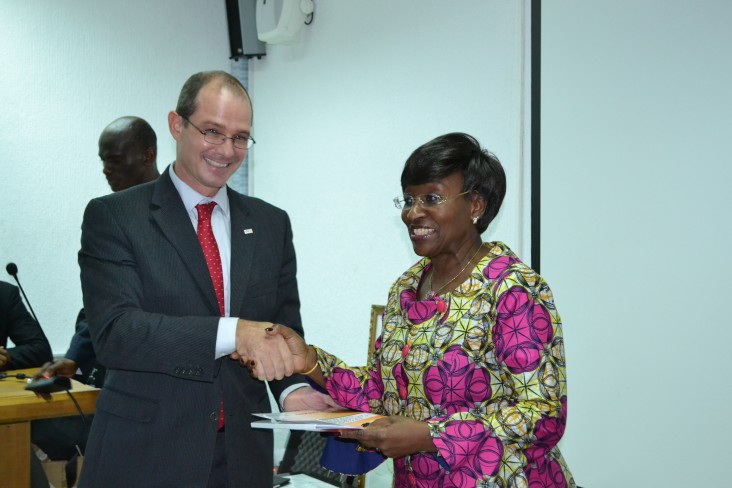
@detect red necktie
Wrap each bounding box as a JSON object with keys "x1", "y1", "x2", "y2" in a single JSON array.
[
  {"x1": 196, "y1": 202, "x2": 225, "y2": 316},
  {"x1": 196, "y1": 202, "x2": 226, "y2": 430}
]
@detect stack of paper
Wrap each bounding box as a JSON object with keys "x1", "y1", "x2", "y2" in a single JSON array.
[{"x1": 251, "y1": 409, "x2": 384, "y2": 431}]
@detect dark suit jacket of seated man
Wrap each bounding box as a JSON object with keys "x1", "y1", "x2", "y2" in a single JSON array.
[{"x1": 0, "y1": 280, "x2": 53, "y2": 370}]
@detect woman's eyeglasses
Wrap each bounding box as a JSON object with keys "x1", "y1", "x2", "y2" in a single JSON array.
[{"x1": 393, "y1": 191, "x2": 470, "y2": 210}]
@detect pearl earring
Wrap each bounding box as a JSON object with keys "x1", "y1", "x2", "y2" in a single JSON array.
[{"x1": 472, "y1": 217, "x2": 478, "y2": 224}]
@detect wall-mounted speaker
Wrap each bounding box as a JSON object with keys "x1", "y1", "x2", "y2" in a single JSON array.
[
  {"x1": 225, "y1": 0, "x2": 266, "y2": 59},
  {"x1": 256, "y1": 0, "x2": 314, "y2": 45}
]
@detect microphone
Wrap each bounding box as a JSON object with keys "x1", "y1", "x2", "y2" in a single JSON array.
[
  {"x1": 5, "y1": 262, "x2": 74, "y2": 395},
  {"x1": 5, "y1": 262, "x2": 41, "y2": 327}
]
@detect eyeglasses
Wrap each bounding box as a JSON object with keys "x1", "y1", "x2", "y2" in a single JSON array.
[
  {"x1": 393, "y1": 191, "x2": 470, "y2": 210},
  {"x1": 181, "y1": 116, "x2": 256, "y2": 150}
]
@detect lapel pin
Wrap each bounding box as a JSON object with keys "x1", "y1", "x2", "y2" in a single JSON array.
[{"x1": 244, "y1": 229, "x2": 254, "y2": 234}]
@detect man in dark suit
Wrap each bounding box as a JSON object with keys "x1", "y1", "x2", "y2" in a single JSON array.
[
  {"x1": 0, "y1": 281, "x2": 52, "y2": 370},
  {"x1": 78, "y1": 71, "x2": 327, "y2": 487}
]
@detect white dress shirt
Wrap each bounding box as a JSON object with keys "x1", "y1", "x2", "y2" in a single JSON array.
[
  {"x1": 169, "y1": 163, "x2": 239, "y2": 359},
  {"x1": 169, "y1": 164, "x2": 307, "y2": 407}
]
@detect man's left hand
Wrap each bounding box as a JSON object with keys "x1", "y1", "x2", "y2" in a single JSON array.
[{"x1": 283, "y1": 386, "x2": 340, "y2": 412}]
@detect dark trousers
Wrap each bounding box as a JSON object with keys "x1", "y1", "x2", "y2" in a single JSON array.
[
  {"x1": 207, "y1": 428, "x2": 228, "y2": 488},
  {"x1": 32, "y1": 415, "x2": 92, "y2": 460}
]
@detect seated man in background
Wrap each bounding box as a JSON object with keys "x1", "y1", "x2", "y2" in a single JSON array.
[
  {"x1": 0, "y1": 280, "x2": 52, "y2": 370},
  {"x1": 30, "y1": 116, "x2": 160, "y2": 484},
  {"x1": 35, "y1": 115, "x2": 160, "y2": 387}
]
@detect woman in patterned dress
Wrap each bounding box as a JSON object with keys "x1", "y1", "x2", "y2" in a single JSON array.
[{"x1": 268, "y1": 133, "x2": 575, "y2": 487}]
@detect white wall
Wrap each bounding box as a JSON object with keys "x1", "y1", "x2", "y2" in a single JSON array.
[{"x1": 542, "y1": 1, "x2": 732, "y2": 487}]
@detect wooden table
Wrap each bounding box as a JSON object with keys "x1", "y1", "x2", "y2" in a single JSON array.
[{"x1": 0, "y1": 368, "x2": 99, "y2": 487}]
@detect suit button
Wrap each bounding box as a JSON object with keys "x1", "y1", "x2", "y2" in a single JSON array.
[
  {"x1": 210, "y1": 411, "x2": 218, "y2": 423},
  {"x1": 174, "y1": 367, "x2": 181, "y2": 374}
]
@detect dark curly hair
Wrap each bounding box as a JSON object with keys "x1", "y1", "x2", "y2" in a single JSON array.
[{"x1": 400, "y1": 132, "x2": 506, "y2": 233}]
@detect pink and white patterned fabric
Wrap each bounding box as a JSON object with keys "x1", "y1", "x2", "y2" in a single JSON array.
[{"x1": 314, "y1": 242, "x2": 575, "y2": 487}]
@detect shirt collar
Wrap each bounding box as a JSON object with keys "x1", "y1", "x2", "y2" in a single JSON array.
[{"x1": 169, "y1": 163, "x2": 230, "y2": 217}]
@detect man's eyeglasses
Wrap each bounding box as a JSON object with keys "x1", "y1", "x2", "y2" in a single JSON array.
[
  {"x1": 393, "y1": 191, "x2": 470, "y2": 210},
  {"x1": 181, "y1": 116, "x2": 256, "y2": 150}
]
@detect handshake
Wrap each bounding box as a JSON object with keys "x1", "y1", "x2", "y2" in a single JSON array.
[{"x1": 231, "y1": 320, "x2": 318, "y2": 381}]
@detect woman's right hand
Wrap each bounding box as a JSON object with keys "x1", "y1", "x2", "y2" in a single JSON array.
[{"x1": 263, "y1": 324, "x2": 315, "y2": 375}]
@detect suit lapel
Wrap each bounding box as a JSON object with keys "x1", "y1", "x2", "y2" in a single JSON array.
[
  {"x1": 228, "y1": 188, "x2": 255, "y2": 317},
  {"x1": 150, "y1": 169, "x2": 220, "y2": 315}
]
